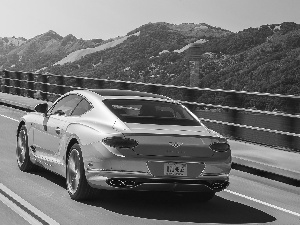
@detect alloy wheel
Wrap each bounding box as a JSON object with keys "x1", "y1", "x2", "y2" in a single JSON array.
[
  {"x1": 17, "y1": 129, "x2": 27, "y2": 167},
  {"x1": 67, "y1": 149, "x2": 81, "y2": 195}
]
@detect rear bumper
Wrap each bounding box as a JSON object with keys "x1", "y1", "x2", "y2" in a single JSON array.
[{"x1": 85, "y1": 169, "x2": 229, "y2": 192}]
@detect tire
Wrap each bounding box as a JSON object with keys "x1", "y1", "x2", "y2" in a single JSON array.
[
  {"x1": 16, "y1": 125, "x2": 36, "y2": 172},
  {"x1": 66, "y1": 143, "x2": 94, "y2": 200}
]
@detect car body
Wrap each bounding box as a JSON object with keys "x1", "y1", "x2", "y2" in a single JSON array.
[{"x1": 16, "y1": 89, "x2": 231, "y2": 201}]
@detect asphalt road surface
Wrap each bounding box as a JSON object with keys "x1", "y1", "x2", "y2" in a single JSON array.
[{"x1": 0, "y1": 105, "x2": 299, "y2": 225}]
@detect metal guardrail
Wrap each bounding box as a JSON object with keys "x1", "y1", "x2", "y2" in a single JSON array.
[{"x1": 1, "y1": 70, "x2": 300, "y2": 151}]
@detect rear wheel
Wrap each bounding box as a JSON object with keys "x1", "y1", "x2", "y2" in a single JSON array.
[
  {"x1": 16, "y1": 125, "x2": 36, "y2": 171},
  {"x1": 66, "y1": 143, "x2": 94, "y2": 200}
]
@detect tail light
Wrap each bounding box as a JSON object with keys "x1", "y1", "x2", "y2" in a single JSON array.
[
  {"x1": 102, "y1": 136, "x2": 138, "y2": 149},
  {"x1": 209, "y1": 142, "x2": 230, "y2": 152}
]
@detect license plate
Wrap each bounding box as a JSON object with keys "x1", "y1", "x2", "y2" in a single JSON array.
[{"x1": 164, "y1": 162, "x2": 187, "y2": 176}]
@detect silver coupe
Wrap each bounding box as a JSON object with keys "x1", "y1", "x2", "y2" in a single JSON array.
[{"x1": 16, "y1": 89, "x2": 231, "y2": 201}]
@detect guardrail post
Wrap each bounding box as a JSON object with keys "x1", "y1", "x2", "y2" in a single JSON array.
[
  {"x1": 184, "y1": 88, "x2": 197, "y2": 111},
  {"x1": 147, "y1": 84, "x2": 159, "y2": 94},
  {"x1": 41, "y1": 74, "x2": 48, "y2": 101},
  {"x1": 0, "y1": 71, "x2": 2, "y2": 92},
  {"x1": 3, "y1": 70, "x2": 10, "y2": 94},
  {"x1": 97, "y1": 80, "x2": 105, "y2": 89},
  {"x1": 27, "y1": 73, "x2": 34, "y2": 98},
  {"x1": 76, "y1": 77, "x2": 84, "y2": 89},
  {"x1": 57, "y1": 75, "x2": 65, "y2": 95},
  {"x1": 285, "y1": 98, "x2": 299, "y2": 150},
  {"x1": 15, "y1": 71, "x2": 21, "y2": 96},
  {"x1": 119, "y1": 81, "x2": 130, "y2": 90},
  {"x1": 227, "y1": 92, "x2": 240, "y2": 138}
]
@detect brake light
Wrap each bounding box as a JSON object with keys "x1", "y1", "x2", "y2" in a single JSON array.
[
  {"x1": 209, "y1": 142, "x2": 230, "y2": 152},
  {"x1": 102, "y1": 136, "x2": 139, "y2": 148}
]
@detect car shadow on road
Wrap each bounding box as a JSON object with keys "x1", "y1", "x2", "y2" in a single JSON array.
[
  {"x1": 28, "y1": 169, "x2": 276, "y2": 224},
  {"x1": 83, "y1": 190, "x2": 276, "y2": 224},
  {"x1": 28, "y1": 167, "x2": 66, "y2": 188}
]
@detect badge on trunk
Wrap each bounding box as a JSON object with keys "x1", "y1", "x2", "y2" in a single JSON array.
[{"x1": 169, "y1": 142, "x2": 183, "y2": 148}]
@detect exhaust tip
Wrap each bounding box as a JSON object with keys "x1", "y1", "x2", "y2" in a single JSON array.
[
  {"x1": 211, "y1": 181, "x2": 229, "y2": 190},
  {"x1": 107, "y1": 178, "x2": 138, "y2": 188}
]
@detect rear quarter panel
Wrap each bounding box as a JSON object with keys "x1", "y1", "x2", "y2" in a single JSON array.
[{"x1": 65, "y1": 123, "x2": 123, "y2": 163}]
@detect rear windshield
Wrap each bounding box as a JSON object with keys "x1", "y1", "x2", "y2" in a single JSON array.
[{"x1": 103, "y1": 99, "x2": 201, "y2": 126}]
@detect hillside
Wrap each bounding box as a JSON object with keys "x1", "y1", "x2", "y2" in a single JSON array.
[
  {"x1": 0, "y1": 30, "x2": 103, "y2": 71},
  {"x1": 194, "y1": 22, "x2": 300, "y2": 95},
  {"x1": 47, "y1": 22, "x2": 231, "y2": 86}
]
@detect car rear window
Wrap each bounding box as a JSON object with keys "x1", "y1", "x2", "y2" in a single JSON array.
[{"x1": 103, "y1": 99, "x2": 201, "y2": 126}]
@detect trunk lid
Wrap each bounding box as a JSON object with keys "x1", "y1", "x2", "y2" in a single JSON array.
[{"x1": 123, "y1": 123, "x2": 216, "y2": 158}]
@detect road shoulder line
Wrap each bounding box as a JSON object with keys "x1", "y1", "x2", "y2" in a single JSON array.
[
  {"x1": 0, "y1": 183, "x2": 59, "y2": 225},
  {"x1": 0, "y1": 113, "x2": 19, "y2": 122},
  {"x1": 225, "y1": 189, "x2": 300, "y2": 217}
]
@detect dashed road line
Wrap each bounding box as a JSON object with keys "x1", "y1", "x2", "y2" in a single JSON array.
[
  {"x1": 0, "y1": 113, "x2": 19, "y2": 122},
  {"x1": 225, "y1": 189, "x2": 300, "y2": 217}
]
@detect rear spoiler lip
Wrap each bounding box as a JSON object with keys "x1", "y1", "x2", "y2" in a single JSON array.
[{"x1": 123, "y1": 133, "x2": 220, "y2": 139}]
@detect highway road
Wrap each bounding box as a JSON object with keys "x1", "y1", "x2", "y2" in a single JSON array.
[{"x1": 0, "y1": 105, "x2": 299, "y2": 225}]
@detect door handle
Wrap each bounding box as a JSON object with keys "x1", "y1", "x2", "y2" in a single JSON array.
[{"x1": 55, "y1": 127, "x2": 61, "y2": 134}]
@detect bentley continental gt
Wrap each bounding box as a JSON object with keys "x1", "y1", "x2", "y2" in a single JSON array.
[{"x1": 16, "y1": 89, "x2": 231, "y2": 201}]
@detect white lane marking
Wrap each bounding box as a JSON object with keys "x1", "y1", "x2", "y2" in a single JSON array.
[
  {"x1": 0, "y1": 183, "x2": 60, "y2": 225},
  {"x1": 0, "y1": 113, "x2": 19, "y2": 122},
  {"x1": 0, "y1": 191, "x2": 43, "y2": 225},
  {"x1": 225, "y1": 189, "x2": 300, "y2": 217}
]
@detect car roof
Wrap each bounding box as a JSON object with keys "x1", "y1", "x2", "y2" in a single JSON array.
[{"x1": 88, "y1": 89, "x2": 170, "y2": 99}]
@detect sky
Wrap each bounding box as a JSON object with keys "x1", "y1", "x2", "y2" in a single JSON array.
[{"x1": 1, "y1": 0, "x2": 300, "y2": 40}]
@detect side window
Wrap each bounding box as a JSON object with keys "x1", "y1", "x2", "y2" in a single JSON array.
[
  {"x1": 71, "y1": 99, "x2": 92, "y2": 116},
  {"x1": 48, "y1": 95, "x2": 82, "y2": 116}
]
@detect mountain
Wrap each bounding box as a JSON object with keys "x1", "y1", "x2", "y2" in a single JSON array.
[
  {"x1": 53, "y1": 32, "x2": 141, "y2": 66},
  {"x1": 47, "y1": 22, "x2": 232, "y2": 85},
  {"x1": 193, "y1": 22, "x2": 300, "y2": 95},
  {"x1": 0, "y1": 36, "x2": 27, "y2": 55},
  {"x1": 0, "y1": 30, "x2": 103, "y2": 71}
]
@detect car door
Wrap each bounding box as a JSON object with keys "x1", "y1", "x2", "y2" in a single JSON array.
[{"x1": 33, "y1": 94, "x2": 83, "y2": 158}]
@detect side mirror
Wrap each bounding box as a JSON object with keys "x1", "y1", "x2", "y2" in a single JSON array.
[
  {"x1": 34, "y1": 103, "x2": 48, "y2": 114},
  {"x1": 53, "y1": 109, "x2": 65, "y2": 116}
]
